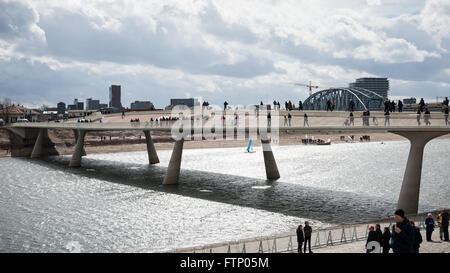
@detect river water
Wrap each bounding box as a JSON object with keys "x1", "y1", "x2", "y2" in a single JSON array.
[{"x1": 1, "y1": 139, "x2": 449, "y2": 252}]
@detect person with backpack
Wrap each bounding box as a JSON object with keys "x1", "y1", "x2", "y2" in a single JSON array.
[{"x1": 410, "y1": 220, "x2": 423, "y2": 253}]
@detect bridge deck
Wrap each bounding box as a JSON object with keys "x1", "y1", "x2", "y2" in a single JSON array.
[{"x1": 6, "y1": 122, "x2": 450, "y2": 133}]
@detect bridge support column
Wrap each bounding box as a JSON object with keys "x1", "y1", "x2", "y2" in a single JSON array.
[
  {"x1": 69, "y1": 130, "x2": 86, "y2": 168},
  {"x1": 390, "y1": 131, "x2": 448, "y2": 215},
  {"x1": 73, "y1": 129, "x2": 87, "y2": 156},
  {"x1": 261, "y1": 136, "x2": 280, "y2": 180},
  {"x1": 31, "y1": 128, "x2": 46, "y2": 158},
  {"x1": 144, "y1": 131, "x2": 160, "y2": 164},
  {"x1": 163, "y1": 139, "x2": 184, "y2": 185}
]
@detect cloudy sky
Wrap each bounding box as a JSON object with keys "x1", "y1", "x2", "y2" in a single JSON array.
[{"x1": 0, "y1": 0, "x2": 449, "y2": 109}]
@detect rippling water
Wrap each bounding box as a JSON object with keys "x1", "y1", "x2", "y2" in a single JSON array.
[{"x1": 1, "y1": 139, "x2": 449, "y2": 252}]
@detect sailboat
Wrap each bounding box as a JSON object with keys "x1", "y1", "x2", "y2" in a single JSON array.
[{"x1": 246, "y1": 139, "x2": 256, "y2": 153}]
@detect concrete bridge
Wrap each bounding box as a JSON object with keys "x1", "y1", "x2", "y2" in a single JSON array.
[{"x1": 3, "y1": 121, "x2": 450, "y2": 215}]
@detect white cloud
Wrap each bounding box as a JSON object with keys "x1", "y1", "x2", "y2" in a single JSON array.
[{"x1": 0, "y1": 0, "x2": 449, "y2": 107}]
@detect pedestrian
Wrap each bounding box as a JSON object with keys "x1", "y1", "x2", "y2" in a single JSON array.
[
  {"x1": 416, "y1": 109, "x2": 421, "y2": 126},
  {"x1": 303, "y1": 221, "x2": 313, "y2": 253},
  {"x1": 303, "y1": 113, "x2": 309, "y2": 127},
  {"x1": 384, "y1": 99, "x2": 390, "y2": 112},
  {"x1": 384, "y1": 110, "x2": 390, "y2": 126},
  {"x1": 382, "y1": 227, "x2": 391, "y2": 253},
  {"x1": 326, "y1": 100, "x2": 332, "y2": 112},
  {"x1": 444, "y1": 107, "x2": 449, "y2": 126},
  {"x1": 442, "y1": 210, "x2": 449, "y2": 241},
  {"x1": 425, "y1": 213, "x2": 435, "y2": 242},
  {"x1": 349, "y1": 112, "x2": 354, "y2": 126},
  {"x1": 410, "y1": 220, "x2": 423, "y2": 253},
  {"x1": 299, "y1": 100, "x2": 303, "y2": 111},
  {"x1": 224, "y1": 101, "x2": 228, "y2": 110},
  {"x1": 419, "y1": 98, "x2": 425, "y2": 112},
  {"x1": 267, "y1": 112, "x2": 271, "y2": 127},
  {"x1": 375, "y1": 224, "x2": 383, "y2": 247},
  {"x1": 437, "y1": 213, "x2": 443, "y2": 240},
  {"x1": 366, "y1": 226, "x2": 378, "y2": 253},
  {"x1": 391, "y1": 209, "x2": 414, "y2": 253},
  {"x1": 424, "y1": 108, "x2": 431, "y2": 125},
  {"x1": 287, "y1": 113, "x2": 292, "y2": 126},
  {"x1": 284, "y1": 115, "x2": 288, "y2": 126},
  {"x1": 296, "y1": 224, "x2": 304, "y2": 253}
]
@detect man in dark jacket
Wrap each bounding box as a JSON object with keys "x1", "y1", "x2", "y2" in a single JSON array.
[
  {"x1": 296, "y1": 225, "x2": 304, "y2": 253},
  {"x1": 382, "y1": 227, "x2": 391, "y2": 253},
  {"x1": 366, "y1": 226, "x2": 378, "y2": 253},
  {"x1": 442, "y1": 210, "x2": 449, "y2": 241},
  {"x1": 303, "y1": 221, "x2": 313, "y2": 253},
  {"x1": 375, "y1": 224, "x2": 383, "y2": 246},
  {"x1": 391, "y1": 209, "x2": 414, "y2": 253},
  {"x1": 410, "y1": 220, "x2": 423, "y2": 253}
]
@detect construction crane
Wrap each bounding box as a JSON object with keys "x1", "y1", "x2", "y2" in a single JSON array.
[{"x1": 294, "y1": 81, "x2": 320, "y2": 97}]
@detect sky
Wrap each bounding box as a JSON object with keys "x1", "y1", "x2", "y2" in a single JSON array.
[{"x1": 0, "y1": 0, "x2": 449, "y2": 109}]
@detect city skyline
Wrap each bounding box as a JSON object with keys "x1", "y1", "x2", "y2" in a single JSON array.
[{"x1": 0, "y1": 0, "x2": 449, "y2": 109}]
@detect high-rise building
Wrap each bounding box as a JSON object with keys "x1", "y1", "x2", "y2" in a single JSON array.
[
  {"x1": 57, "y1": 102, "x2": 66, "y2": 115},
  {"x1": 86, "y1": 98, "x2": 100, "y2": 110},
  {"x1": 109, "y1": 85, "x2": 122, "y2": 109},
  {"x1": 131, "y1": 101, "x2": 155, "y2": 110},
  {"x1": 349, "y1": 78, "x2": 389, "y2": 99}
]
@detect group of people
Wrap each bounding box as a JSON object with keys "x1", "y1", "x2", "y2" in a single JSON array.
[
  {"x1": 384, "y1": 99, "x2": 403, "y2": 113},
  {"x1": 296, "y1": 221, "x2": 314, "y2": 253},
  {"x1": 295, "y1": 209, "x2": 449, "y2": 253}
]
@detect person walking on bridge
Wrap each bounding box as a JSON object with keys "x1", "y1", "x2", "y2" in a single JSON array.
[
  {"x1": 287, "y1": 113, "x2": 292, "y2": 126},
  {"x1": 303, "y1": 221, "x2": 313, "y2": 253},
  {"x1": 384, "y1": 110, "x2": 391, "y2": 126},
  {"x1": 349, "y1": 112, "x2": 355, "y2": 126},
  {"x1": 303, "y1": 113, "x2": 309, "y2": 127},
  {"x1": 424, "y1": 108, "x2": 431, "y2": 126},
  {"x1": 416, "y1": 109, "x2": 421, "y2": 126},
  {"x1": 296, "y1": 224, "x2": 304, "y2": 253},
  {"x1": 444, "y1": 107, "x2": 449, "y2": 126}
]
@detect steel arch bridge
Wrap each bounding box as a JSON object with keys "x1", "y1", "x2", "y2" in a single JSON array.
[{"x1": 303, "y1": 87, "x2": 384, "y2": 111}]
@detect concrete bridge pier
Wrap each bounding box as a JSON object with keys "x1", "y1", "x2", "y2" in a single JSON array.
[
  {"x1": 144, "y1": 131, "x2": 160, "y2": 164},
  {"x1": 30, "y1": 128, "x2": 47, "y2": 158},
  {"x1": 260, "y1": 135, "x2": 280, "y2": 180},
  {"x1": 163, "y1": 139, "x2": 184, "y2": 185},
  {"x1": 391, "y1": 131, "x2": 448, "y2": 215},
  {"x1": 69, "y1": 130, "x2": 87, "y2": 168},
  {"x1": 73, "y1": 129, "x2": 87, "y2": 156}
]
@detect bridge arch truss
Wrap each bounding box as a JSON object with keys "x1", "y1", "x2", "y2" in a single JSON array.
[{"x1": 303, "y1": 87, "x2": 384, "y2": 111}]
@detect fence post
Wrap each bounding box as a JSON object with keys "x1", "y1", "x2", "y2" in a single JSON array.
[
  {"x1": 352, "y1": 226, "x2": 358, "y2": 241},
  {"x1": 227, "y1": 244, "x2": 231, "y2": 253},
  {"x1": 242, "y1": 243, "x2": 246, "y2": 253},
  {"x1": 287, "y1": 235, "x2": 293, "y2": 252},
  {"x1": 340, "y1": 228, "x2": 347, "y2": 243},
  {"x1": 259, "y1": 240, "x2": 264, "y2": 253},
  {"x1": 272, "y1": 238, "x2": 277, "y2": 253},
  {"x1": 314, "y1": 232, "x2": 321, "y2": 247},
  {"x1": 326, "y1": 231, "x2": 333, "y2": 246}
]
